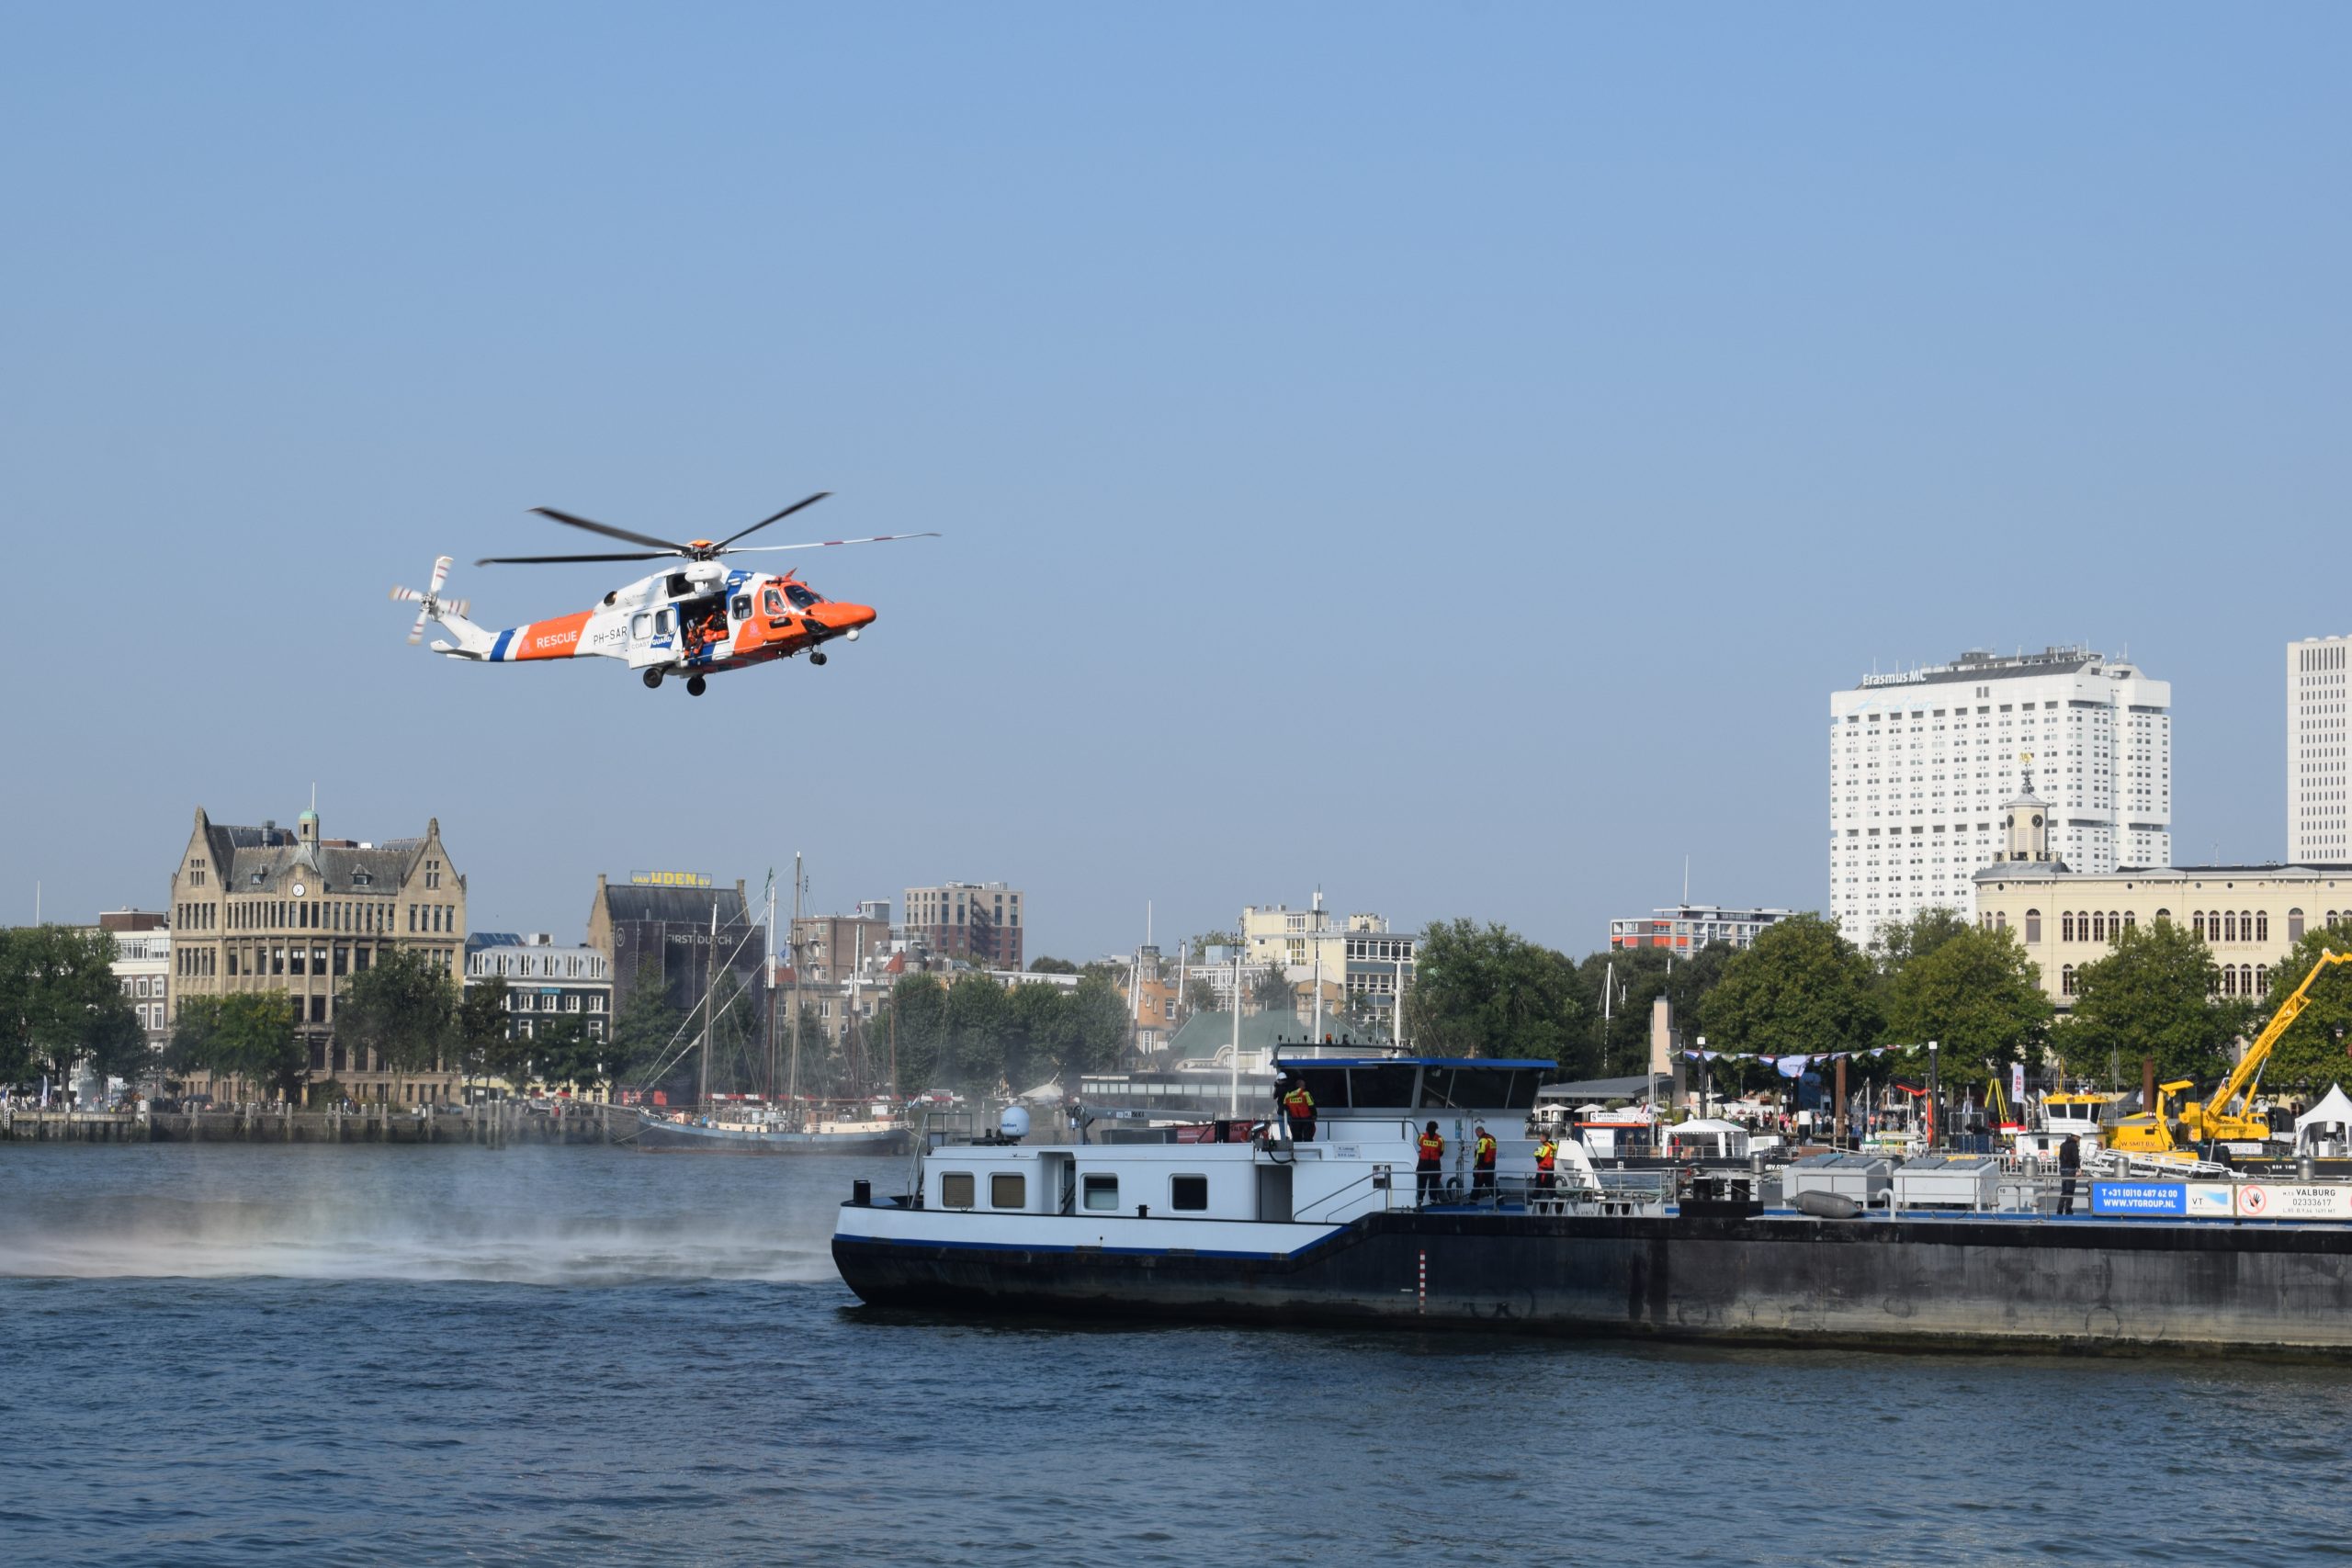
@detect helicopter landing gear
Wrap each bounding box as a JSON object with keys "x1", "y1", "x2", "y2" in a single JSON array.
[
  {"x1": 686, "y1": 674, "x2": 707, "y2": 696},
  {"x1": 642, "y1": 669, "x2": 663, "y2": 690},
  {"x1": 809, "y1": 650, "x2": 828, "y2": 667}
]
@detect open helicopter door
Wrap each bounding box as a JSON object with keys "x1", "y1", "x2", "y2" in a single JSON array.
[{"x1": 626, "y1": 607, "x2": 675, "y2": 668}]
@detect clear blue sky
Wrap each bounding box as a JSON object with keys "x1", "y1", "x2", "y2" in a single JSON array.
[{"x1": 4, "y1": 4, "x2": 2346, "y2": 959}]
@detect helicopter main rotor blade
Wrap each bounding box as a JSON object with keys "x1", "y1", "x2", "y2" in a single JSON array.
[
  {"x1": 718, "y1": 491, "x2": 831, "y2": 549},
  {"x1": 726, "y1": 531, "x2": 942, "y2": 554},
  {"x1": 529, "y1": 507, "x2": 688, "y2": 554},
  {"x1": 474, "y1": 550, "x2": 676, "y2": 566}
]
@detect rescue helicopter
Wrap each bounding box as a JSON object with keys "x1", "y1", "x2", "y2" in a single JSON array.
[{"x1": 389, "y1": 492, "x2": 936, "y2": 695}]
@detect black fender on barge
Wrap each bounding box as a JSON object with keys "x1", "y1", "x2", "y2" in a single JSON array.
[{"x1": 831, "y1": 1209, "x2": 2352, "y2": 1354}]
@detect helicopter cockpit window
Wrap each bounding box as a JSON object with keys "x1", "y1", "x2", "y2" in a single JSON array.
[
  {"x1": 761, "y1": 588, "x2": 786, "y2": 617},
  {"x1": 784, "y1": 583, "x2": 821, "y2": 609}
]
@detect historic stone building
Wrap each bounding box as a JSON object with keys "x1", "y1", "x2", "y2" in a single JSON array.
[
  {"x1": 1972, "y1": 788, "x2": 2352, "y2": 1011},
  {"x1": 165, "y1": 807, "x2": 467, "y2": 1103}
]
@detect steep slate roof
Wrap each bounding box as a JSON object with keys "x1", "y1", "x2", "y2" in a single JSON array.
[
  {"x1": 201, "y1": 814, "x2": 432, "y2": 895},
  {"x1": 602, "y1": 884, "x2": 752, "y2": 925},
  {"x1": 225, "y1": 840, "x2": 425, "y2": 894}
]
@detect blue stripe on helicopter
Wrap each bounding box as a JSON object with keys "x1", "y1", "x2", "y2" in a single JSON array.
[{"x1": 490, "y1": 628, "x2": 515, "y2": 662}]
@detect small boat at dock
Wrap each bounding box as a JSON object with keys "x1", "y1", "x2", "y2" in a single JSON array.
[{"x1": 628, "y1": 1105, "x2": 910, "y2": 1155}]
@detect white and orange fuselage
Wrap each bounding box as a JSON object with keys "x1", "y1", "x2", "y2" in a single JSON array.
[{"x1": 424, "y1": 563, "x2": 874, "y2": 681}]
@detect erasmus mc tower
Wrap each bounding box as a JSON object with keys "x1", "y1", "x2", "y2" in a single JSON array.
[{"x1": 1829, "y1": 647, "x2": 2171, "y2": 948}]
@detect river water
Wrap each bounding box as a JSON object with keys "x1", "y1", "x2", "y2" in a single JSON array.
[{"x1": 3, "y1": 1145, "x2": 2348, "y2": 1565}]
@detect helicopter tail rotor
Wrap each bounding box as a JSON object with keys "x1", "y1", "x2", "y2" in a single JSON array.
[{"x1": 390, "y1": 557, "x2": 469, "y2": 645}]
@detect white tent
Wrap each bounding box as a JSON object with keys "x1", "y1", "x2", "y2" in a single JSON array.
[{"x1": 2295, "y1": 1084, "x2": 2352, "y2": 1156}]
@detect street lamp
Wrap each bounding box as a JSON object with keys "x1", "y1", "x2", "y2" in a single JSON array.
[{"x1": 1697, "y1": 1035, "x2": 1709, "y2": 1119}]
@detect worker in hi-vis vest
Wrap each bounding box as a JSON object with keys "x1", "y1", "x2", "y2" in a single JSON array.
[
  {"x1": 1416, "y1": 1122, "x2": 1446, "y2": 1206},
  {"x1": 1277, "y1": 1075, "x2": 1317, "y2": 1143},
  {"x1": 1532, "y1": 1134, "x2": 1559, "y2": 1193}
]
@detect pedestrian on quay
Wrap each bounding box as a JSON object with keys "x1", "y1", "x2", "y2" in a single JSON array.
[
  {"x1": 1472, "y1": 1123, "x2": 1498, "y2": 1201},
  {"x1": 2056, "y1": 1133, "x2": 2081, "y2": 1215},
  {"x1": 1416, "y1": 1121, "x2": 1446, "y2": 1206}
]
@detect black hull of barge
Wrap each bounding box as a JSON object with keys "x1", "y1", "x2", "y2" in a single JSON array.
[{"x1": 832, "y1": 1210, "x2": 2352, "y2": 1354}]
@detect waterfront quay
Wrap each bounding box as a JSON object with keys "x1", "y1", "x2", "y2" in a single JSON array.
[{"x1": 0, "y1": 1102, "x2": 616, "y2": 1145}]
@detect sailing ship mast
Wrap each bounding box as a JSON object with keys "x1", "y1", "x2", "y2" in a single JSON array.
[
  {"x1": 696, "y1": 900, "x2": 716, "y2": 1110},
  {"x1": 786, "y1": 851, "x2": 804, "y2": 1132},
  {"x1": 763, "y1": 869, "x2": 778, "y2": 1104}
]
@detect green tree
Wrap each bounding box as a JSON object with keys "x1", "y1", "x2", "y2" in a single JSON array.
[
  {"x1": 0, "y1": 930, "x2": 31, "y2": 1086},
  {"x1": 1575, "y1": 942, "x2": 1735, "y2": 1081},
  {"x1": 336, "y1": 947, "x2": 458, "y2": 1077},
  {"x1": 456, "y1": 976, "x2": 525, "y2": 1096},
  {"x1": 1184, "y1": 977, "x2": 1217, "y2": 1018},
  {"x1": 2245, "y1": 934, "x2": 2352, "y2": 1092},
  {"x1": 890, "y1": 975, "x2": 949, "y2": 1090},
  {"x1": 533, "y1": 1014, "x2": 605, "y2": 1093},
  {"x1": 611, "y1": 976, "x2": 686, "y2": 1086},
  {"x1": 0, "y1": 925, "x2": 145, "y2": 1089},
  {"x1": 1408, "y1": 919, "x2": 1589, "y2": 1069},
  {"x1": 944, "y1": 972, "x2": 1011, "y2": 1089},
  {"x1": 2061, "y1": 919, "x2": 2247, "y2": 1089},
  {"x1": 1066, "y1": 975, "x2": 1130, "y2": 1079},
  {"x1": 698, "y1": 968, "x2": 762, "y2": 1094},
  {"x1": 1870, "y1": 906, "x2": 1973, "y2": 978},
  {"x1": 1882, "y1": 925, "x2": 2053, "y2": 1077},
  {"x1": 857, "y1": 997, "x2": 897, "y2": 1095},
  {"x1": 1005, "y1": 982, "x2": 1072, "y2": 1091},
  {"x1": 1188, "y1": 932, "x2": 1238, "y2": 964},
  {"x1": 1027, "y1": 956, "x2": 1080, "y2": 975},
  {"x1": 1250, "y1": 964, "x2": 1295, "y2": 1014},
  {"x1": 172, "y1": 991, "x2": 304, "y2": 1100},
  {"x1": 79, "y1": 1002, "x2": 149, "y2": 1090},
  {"x1": 1700, "y1": 913, "x2": 1880, "y2": 1062}
]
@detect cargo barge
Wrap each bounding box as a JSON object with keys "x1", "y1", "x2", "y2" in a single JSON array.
[{"x1": 831, "y1": 1056, "x2": 2352, "y2": 1353}]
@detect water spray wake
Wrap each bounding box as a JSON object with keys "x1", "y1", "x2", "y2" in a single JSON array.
[{"x1": 0, "y1": 1186, "x2": 843, "y2": 1285}]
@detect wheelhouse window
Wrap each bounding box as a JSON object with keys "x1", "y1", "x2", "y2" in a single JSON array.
[
  {"x1": 1081, "y1": 1174, "x2": 1120, "y2": 1212},
  {"x1": 940, "y1": 1173, "x2": 975, "y2": 1209},
  {"x1": 989, "y1": 1172, "x2": 1025, "y2": 1210},
  {"x1": 1170, "y1": 1175, "x2": 1209, "y2": 1212}
]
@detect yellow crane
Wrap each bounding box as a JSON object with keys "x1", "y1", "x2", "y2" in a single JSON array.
[{"x1": 2109, "y1": 949, "x2": 2352, "y2": 1154}]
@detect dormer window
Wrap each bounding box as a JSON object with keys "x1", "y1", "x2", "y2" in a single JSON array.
[{"x1": 352, "y1": 871, "x2": 372, "y2": 887}]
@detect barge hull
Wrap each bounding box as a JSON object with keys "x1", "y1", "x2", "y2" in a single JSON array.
[{"x1": 832, "y1": 1210, "x2": 2352, "y2": 1353}]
